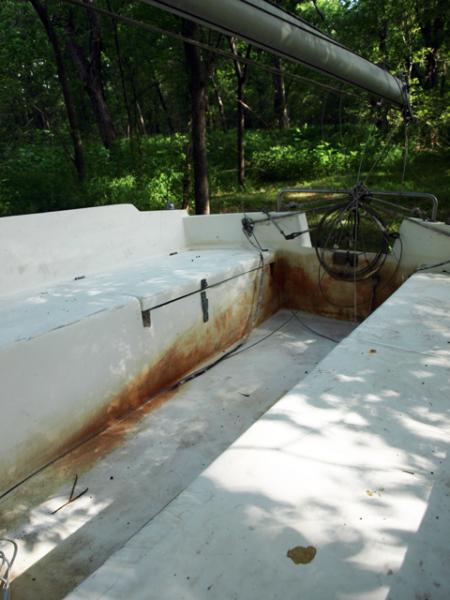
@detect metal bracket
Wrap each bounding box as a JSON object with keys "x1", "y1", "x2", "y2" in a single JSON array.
[
  {"x1": 200, "y1": 279, "x2": 209, "y2": 323},
  {"x1": 141, "y1": 309, "x2": 151, "y2": 328},
  {"x1": 241, "y1": 216, "x2": 255, "y2": 237}
]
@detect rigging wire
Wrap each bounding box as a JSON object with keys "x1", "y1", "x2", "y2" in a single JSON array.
[
  {"x1": 239, "y1": 0, "x2": 347, "y2": 49},
  {"x1": 243, "y1": 220, "x2": 343, "y2": 343},
  {"x1": 51, "y1": 1, "x2": 427, "y2": 323},
  {"x1": 363, "y1": 119, "x2": 402, "y2": 184},
  {"x1": 57, "y1": 0, "x2": 360, "y2": 99},
  {"x1": 401, "y1": 121, "x2": 409, "y2": 187}
]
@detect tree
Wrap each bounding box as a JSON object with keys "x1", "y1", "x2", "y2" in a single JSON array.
[
  {"x1": 29, "y1": 0, "x2": 85, "y2": 181},
  {"x1": 106, "y1": 0, "x2": 133, "y2": 138},
  {"x1": 182, "y1": 19, "x2": 210, "y2": 215},
  {"x1": 229, "y1": 38, "x2": 252, "y2": 187},
  {"x1": 415, "y1": 0, "x2": 448, "y2": 90},
  {"x1": 272, "y1": 0, "x2": 291, "y2": 129},
  {"x1": 65, "y1": 0, "x2": 117, "y2": 149}
]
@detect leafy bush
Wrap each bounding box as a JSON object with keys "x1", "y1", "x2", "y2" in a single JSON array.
[
  {"x1": 252, "y1": 144, "x2": 313, "y2": 181},
  {"x1": 1, "y1": 126, "x2": 448, "y2": 217},
  {"x1": 144, "y1": 171, "x2": 183, "y2": 209},
  {"x1": 251, "y1": 138, "x2": 358, "y2": 181},
  {"x1": 0, "y1": 142, "x2": 78, "y2": 214}
]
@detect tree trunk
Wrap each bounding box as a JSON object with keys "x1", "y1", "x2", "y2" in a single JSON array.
[
  {"x1": 154, "y1": 79, "x2": 175, "y2": 133},
  {"x1": 182, "y1": 20, "x2": 210, "y2": 215},
  {"x1": 128, "y1": 68, "x2": 147, "y2": 135},
  {"x1": 416, "y1": 1, "x2": 446, "y2": 90},
  {"x1": 212, "y1": 77, "x2": 227, "y2": 131},
  {"x1": 106, "y1": 0, "x2": 133, "y2": 137},
  {"x1": 272, "y1": 0, "x2": 289, "y2": 129},
  {"x1": 273, "y1": 57, "x2": 290, "y2": 129},
  {"x1": 29, "y1": 0, "x2": 85, "y2": 181},
  {"x1": 66, "y1": 2, "x2": 116, "y2": 149},
  {"x1": 237, "y1": 77, "x2": 246, "y2": 187},
  {"x1": 182, "y1": 138, "x2": 193, "y2": 210},
  {"x1": 230, "y1": 38, "x2": 251, "y2": 187}
]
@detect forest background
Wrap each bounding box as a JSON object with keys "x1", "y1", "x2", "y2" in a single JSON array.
[{"x1": 0, "y1": 0, "x2": 448, "y2": 219}]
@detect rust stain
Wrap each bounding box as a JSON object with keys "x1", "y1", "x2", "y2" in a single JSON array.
[
  {"x1": 4, "y1": 250, "x2": 408, "y2": 494},
  {"x1": 274, "y1": 250, "x2": 412, "y2": 321},
  {"x1": 287, "y1": 545, "x2": 317, "y2": 565},
  {"x1": 50, "y1": 268, "x2": 279, "y2": 474},
  {"x1": 255, "y1": 263, "x2": 282, "y2": 325}
]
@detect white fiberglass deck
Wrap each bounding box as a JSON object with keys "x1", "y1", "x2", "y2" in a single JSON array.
[
  {"x1": 1, "y1": 310, "x2": 353, "y2": 599},
  {"x1": 66, "y1": 272, "x2": 450, "y2": 600},
  {"x1": 0, "y1": 248, "x2": 267, "y2": 346}
]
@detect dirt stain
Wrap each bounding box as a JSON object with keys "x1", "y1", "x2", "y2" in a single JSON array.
[
  {"x1": 274, "y1": 249, "x2": 413, "y2": 321},
  {"x1": 287, "y1": 545, "x2": 317, "y2": 565}
]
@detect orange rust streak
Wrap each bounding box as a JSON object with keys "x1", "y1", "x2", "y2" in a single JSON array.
[
  {"x1": 52, "y1": 269, "x2": 279, "y2": 474},
  {"x1": 4, "y1": 252, "x2": 409, "y2": 489},
  {"x1": 274, "y1": 250, "x2": 411, "y2": 321}
]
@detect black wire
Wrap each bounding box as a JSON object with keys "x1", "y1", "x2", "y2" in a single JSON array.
[
  {"x1": 170, "y1": 340, "x2": 247, "y2": 388},
  {"x1": 172, "y1": 304, "x2": 294, "y2": 388},
  {"x1": 243, "y1": 216, "x2": 344, "y2": 344},
  {"x1": 364, "y1": 121, "x2": 402, "y2": 184},
  {"x1": 242, "y1": 0, "x2": 348, "y2": 48},
  {"x1": 250, "y1": 229, "x2": 268, "y2": 253},
  {"x1": 171, "y1": 304, "x2": 343, "y2": 383},
  {"x1": 223, "y1": 314, "x2": 296, "y2": 358},
  {"x1": 290, "y1": 311, "x2": 340, "y2": 343},
  {"x1": 415, "y1": 259, "x2": 450, "y2": 272},
  {"x1": 374, "y1": 234, "x2": 403, "y2": 294}
]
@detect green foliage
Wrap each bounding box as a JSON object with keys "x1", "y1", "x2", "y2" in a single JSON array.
[
  {"x1": 0, "y1": 132, "x2": 189, "y2": 215},
  {"x1": 252, "y1": 145, "x2": 313, "y2": 180},
  {"x1": 0, "y1": 138, "x2": 78, "y2": 215},
  {"x1": 1, "y1": 124, "x2": 449, "y2": 217},
  {"x1": 211, "y1": 148, "x2": 450, "y2": 220},
  {"x1": 0, "y1": 0, "x2": 448, "y2": 217},
  {"x1": 251, "y1": 135, "x2": 361, "y2": 182}
]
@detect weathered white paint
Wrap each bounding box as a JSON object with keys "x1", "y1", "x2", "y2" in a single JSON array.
[
  {"x1": 184, "y1": 211, "x2": 311, "y2": 249},
  {"x1": 1, "y1": 206, "x2": 286, "y2": 496},
  {"x1": 0, "y1": 252, "x2": 267, "y2": 496},
  {"x1": 0, "y1": 205, "x2": 187, "y2": 296},
  {"x1": 0, "y1": 248, "x2": 272, "y2": 347},
  {"x1": 395, "y1": 218, "x2": 450, "y2": 270},
  {"x1": 67, "y1": 272, "x2": 450, "y2": 600}
]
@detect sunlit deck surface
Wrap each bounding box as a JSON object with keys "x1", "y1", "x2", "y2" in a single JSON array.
[
  {"x1": 2, "y1": 309, "x2": 354, "y2": 599},
  {"x1": 60, "y1": 272, "x2": 449, "y2": 600}
]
